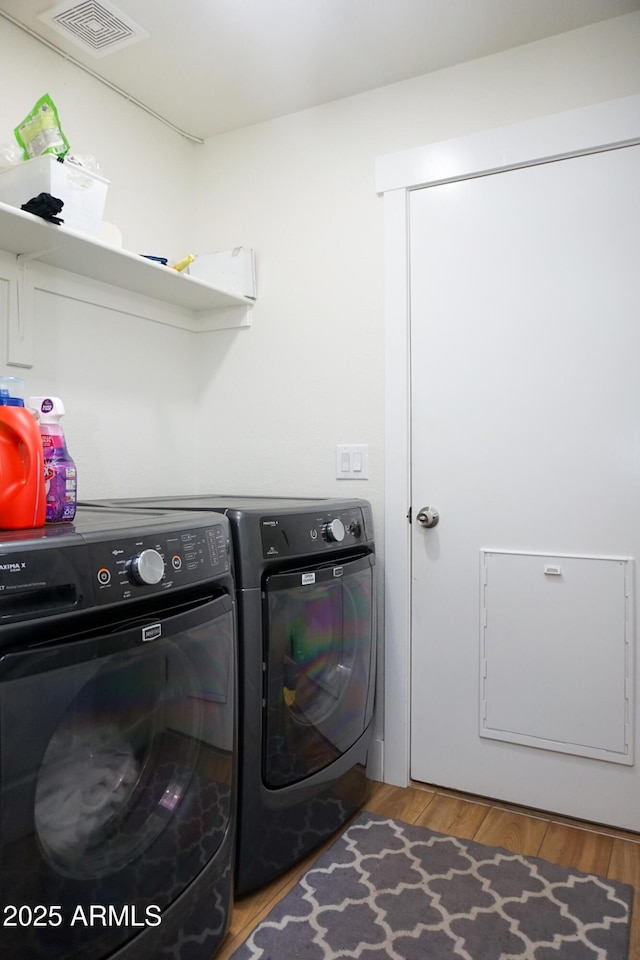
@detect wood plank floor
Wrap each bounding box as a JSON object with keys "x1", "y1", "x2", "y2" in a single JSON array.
[{"x1": 214, "y1": 780, "x2": 640, "y2": 959}]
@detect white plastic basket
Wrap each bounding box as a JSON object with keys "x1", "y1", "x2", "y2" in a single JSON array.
[{"x1": 0, "y1": 155, "x2": 109, "y2": 237}]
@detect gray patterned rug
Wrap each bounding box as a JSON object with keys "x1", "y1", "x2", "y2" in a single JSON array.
[{"x1": 231, "y1": 811, "x2": 634, "y2": 960}]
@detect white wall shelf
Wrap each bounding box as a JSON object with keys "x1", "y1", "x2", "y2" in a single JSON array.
[{"x1": 0, "y1": 201, "x2": 255, "y2": 315}]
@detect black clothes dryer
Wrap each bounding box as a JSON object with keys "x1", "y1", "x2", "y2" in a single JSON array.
[
  {"x1": 0, "y1": 505, "x2": 237, "y2": 960},
  {"x1": 83, "y1": 497, "x2": 377, "y2": 897}
]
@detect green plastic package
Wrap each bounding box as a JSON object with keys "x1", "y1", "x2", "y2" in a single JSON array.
[{"x1": 14, "y1": 94, "x2": 70, "y2": 161}]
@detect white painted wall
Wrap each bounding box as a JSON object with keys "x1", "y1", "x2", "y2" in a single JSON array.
[
  {"x1": 0, "y1": 18, "x2": 198, "y2": 497},
  {"x1": 189, "y1": 12, "x2": 640, "y2": 770},
  {"x1": 0, "y1": 20, "x2": 196, "y2": 255},
  {"x1": 1, "y1": 10, "x2": 640, "y2": 782},
  {"x1": 2, "y1": 13, "x2": 640, "y2": 536},
  {"x1": 191, "y1": 11, "x2": 640, "y2": 537}
]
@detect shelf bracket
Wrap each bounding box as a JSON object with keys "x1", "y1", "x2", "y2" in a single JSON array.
[
  {"x1": 196, "y1": 304, "x2": 252, "y2": 332},
  {"x1": 16, "y1": 244, "x2": 67, "y2": 265},
  {"x1": 6, "y1": 246, "x2": 66, "y2": 367}
]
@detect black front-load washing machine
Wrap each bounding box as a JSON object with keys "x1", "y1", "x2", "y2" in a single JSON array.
[
  {"x1": 83, "y1": 496, "x2": 377, "y2": 897},
  {"x1": 0, "y1": 504, "x2": 237, "y2": 960}
]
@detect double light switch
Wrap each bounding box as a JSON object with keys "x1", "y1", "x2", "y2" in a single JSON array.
[{"x1": 336, "y1": 444, "x2": 369, "y2": 479}]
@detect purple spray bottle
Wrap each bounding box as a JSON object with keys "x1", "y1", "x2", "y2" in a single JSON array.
[{"x1": 29, "y1": 396, "x2": 77, "y2": 523}]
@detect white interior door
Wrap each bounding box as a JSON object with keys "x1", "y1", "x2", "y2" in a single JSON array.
[{"x1": 409, "y1": 144, "x2": 640, "y2": 829}]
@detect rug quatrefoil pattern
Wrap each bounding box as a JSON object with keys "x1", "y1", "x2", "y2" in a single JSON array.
[{"x1": 232, "y1": 811, "x2": 633, "y2": 960}]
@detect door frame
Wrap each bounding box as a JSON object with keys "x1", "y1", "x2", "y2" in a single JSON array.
[{"x1": 375, "y1": 93, "x2": 640, "y2": 787}]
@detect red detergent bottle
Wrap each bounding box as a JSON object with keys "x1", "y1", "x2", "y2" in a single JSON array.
[{"x1": 0, "y1": 376, "x2": 46, "y2": 529}]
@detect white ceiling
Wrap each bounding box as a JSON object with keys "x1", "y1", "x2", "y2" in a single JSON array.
[{"x1": 2, "y1": 0, "x2": 639, "y2": 141}]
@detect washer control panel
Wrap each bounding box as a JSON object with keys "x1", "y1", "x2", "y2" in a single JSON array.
[
  {"x1": 89, "y1": 523, "x2": 230, "y2": 603},
  {"x1": 261, "y1": 507, "x2": 371, "y2": 558}
]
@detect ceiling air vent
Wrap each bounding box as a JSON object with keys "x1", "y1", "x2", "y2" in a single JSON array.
[{"x1": 38, "y1": 0, "x2": 149, "y2": 58}]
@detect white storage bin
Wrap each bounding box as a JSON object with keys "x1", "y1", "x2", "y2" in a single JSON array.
[
  {"x1": 0, "y1": 155, "x2": 109, "y2": 237},
  {"x1": 188, "y1": 248, "x2": 256, "y2": 299}
]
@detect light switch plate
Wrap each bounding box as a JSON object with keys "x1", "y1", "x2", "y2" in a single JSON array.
[{"x1": 336, "y1": 444, "x2": 369, "y2": 479}]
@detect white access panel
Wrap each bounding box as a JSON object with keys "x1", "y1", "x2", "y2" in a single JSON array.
[{"x1": 480, "y1": 550, "x2": 633, "y2": 764}]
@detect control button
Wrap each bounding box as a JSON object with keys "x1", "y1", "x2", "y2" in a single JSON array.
[
  {"x1": 171, "y1": 555, "x2": 182, "y2": 571},
  {"x1": 127, "y1": 549, "x2": 165, "y2": 585},
  {"x1": 310, "y1": 529, "x2": 318, "y2": 541},
  {"x1": 323, "y1": 518, "x2": 346, "y2": 543},
  {"x1": 97, "y1": 567, "x2": 111, "y2": 585},
  {"x1": 346, "y1": 520, "x2": 362, "y2": 538}
]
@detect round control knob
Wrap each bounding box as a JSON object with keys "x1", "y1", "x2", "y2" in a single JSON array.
[
  {"x1": 323, "y1": 518, "x2": 346, "y2": 543},
  {"x1": 127, "y1": 549, "x2": 165, "y2": 585},
  {"x1": 346, "y1": 520, "x2": 362, "y2": 538}
]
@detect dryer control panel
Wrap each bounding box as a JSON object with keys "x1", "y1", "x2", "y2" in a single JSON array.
[
  {"x1": 88, "y1": 523, "x2": 230, "y2": 604},
  {"x1": 260, "y1": 506, "x2": 371, "y2": 558}
]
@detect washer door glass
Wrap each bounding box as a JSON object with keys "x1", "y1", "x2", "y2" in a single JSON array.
[
  {"x1": 0, "y1": 592, "x2": 235, "y2": 960},
  {"x1": 263, "y1": 554, "x2": 375, "y2": 787}
]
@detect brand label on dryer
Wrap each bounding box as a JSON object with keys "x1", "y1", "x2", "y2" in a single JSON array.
[
  {"x1": 142, "y1": 623, "x2": 162, "y2": 643},
  {"x1": 302, "y1": 573, "x2": 315, "y2": 585}
]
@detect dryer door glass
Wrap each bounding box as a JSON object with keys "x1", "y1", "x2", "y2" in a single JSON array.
[
  {"x1": 0, "y1": 592, "x2": 235, "y2": 960},
  {"x1": 263, "y1": 554, "x2": 375, "y2": 787}
]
